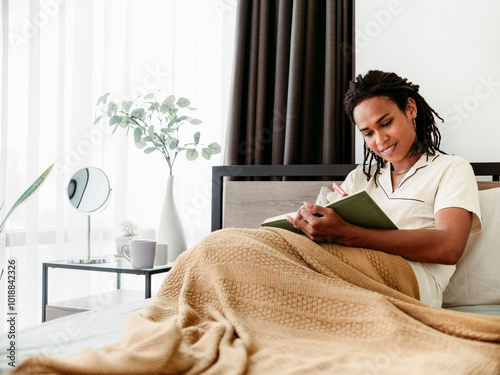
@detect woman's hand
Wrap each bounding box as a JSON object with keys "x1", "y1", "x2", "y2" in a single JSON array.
[{"x1": 286, "y1": 202, "x2": 349, "y2": 243}]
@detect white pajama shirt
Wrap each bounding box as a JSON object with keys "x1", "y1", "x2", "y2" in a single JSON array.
[{"x1": 318, "y1": 152, "x2": 481, "y2": 307}]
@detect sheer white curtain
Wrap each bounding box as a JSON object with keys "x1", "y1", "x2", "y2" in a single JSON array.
[{"x1": 0, "y1": 0, "x2": 236, "y2": 332}]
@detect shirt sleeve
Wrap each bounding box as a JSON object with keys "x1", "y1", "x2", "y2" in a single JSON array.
[{"x1": 434, "y1": 157, "x2": 482, "y2": 234}]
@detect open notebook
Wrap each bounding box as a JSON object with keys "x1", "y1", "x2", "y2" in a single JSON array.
[{"x1": 261, "y1": 190, "x2": 397, "y2": 234}]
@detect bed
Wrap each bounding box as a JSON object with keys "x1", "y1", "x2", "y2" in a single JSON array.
[{"x1": 1, "y1": 162, "x2": 500, "y2": 374}]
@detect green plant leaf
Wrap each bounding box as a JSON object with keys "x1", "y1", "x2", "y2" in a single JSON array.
[
  {"x1": 160, "y1": 95, "x2": 175, "y2": 114},
  {"x1": 177, "y1": 97, "x2": 191, "y2": 108},
  {"x1": 93, "y1": 115, "x2": 102, "y2": 125},
  {"x1": 194, "y1": 132, "x2": 200, "y2": 145},
  {"x1": 149, "y1": 102, "x2": 160, "y2": 111},
  {"x1": 202, "y1": 147, "x2": 212, "y2": 160},
  {"x1": 207, "y1": 142, "x2": 222, "y2": 154},
  {"x1": 0, "y1": 163, "x2": 54, "y2": 234},
  {"x1": 144, "y1": 93, "x2": 155, "y2": 100},
  {"x1": 109, "y1": 115, "x2": 122, "y2": 126},
  {"x1": 112, "y1": 123, "x2": 121, "y2": 134},
  {"x1": 134, "y1": 127, "x2": 143, "y2": 142},
  {"x1": 186, "y1": 148, "x2": 198, "y2": 161},
  {"x1": 143, "y1": 147, "x2": 156, "y2": 154},
  {"x1": 135, "y1": 139, "x2": 147, "y2": 149},
  {"x1": 96, "y1": 93, "x2": 110, "y2": 106},
  {"x1": 119, "y1": 117, "x2": 130, "y2": 128},
  {"x1": 148, "y1": 126, "x2": 155, "y2": 139},
  {"x1": 131, "y1": 108, "x2": 145, "y2": 119},
  {"x1": 123, "y1": 100, "x2": 134, "y2": 112},
  {"x1": 168, "y1": 138, "x2": 179, "y2": 150},
  {"x1": 107, "y1": 101, "x2": 117, "y2": 117},
  {"x1": 187, "y1": 118, "x2": 203, "y2": 125},
  {"x1": 167, "y1": 115, "x2": 188, "y2": 129}
]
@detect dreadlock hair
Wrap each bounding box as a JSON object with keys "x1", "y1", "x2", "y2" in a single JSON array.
[{"x1": 343, "y1": 70, "x2": 444, "y2": 181}]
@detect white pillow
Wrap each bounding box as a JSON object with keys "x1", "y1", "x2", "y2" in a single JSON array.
[{"x1": 442, "y1": 187, "x2": 500, "y2": 307}]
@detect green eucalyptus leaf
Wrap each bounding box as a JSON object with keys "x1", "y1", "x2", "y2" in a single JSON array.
[
  {"x1": 202, "y1": 147, "x2": 212, "y2": 160},
  {"x1": 135, "y1": 139, "x2": 147, "y2": 149},
  {"x1": 123, "y1": 100, "x2": 133, "y2": 112},
  {"x1": 160, "y1": 95, "x2": 175, "y2": 114},
  {"x1": 120, "y1": 117, "x2": 130, "y2": 127},
  {"x1": 134, "y1": 127, "x2": 143, "y2": 142},
  {"x1": 107, "y1": 101, "x2": 117, "y2": 117},
  {"x1": 165, "y1": 95, "x2": 175, "y2": 105},
  {"x1": 186, "y1": 148, "x2": 198, "y2": 161},
  {"x1": 208, "y1": 142, "x2": 222, "y2": 154},
  {"x1": 168, "y1": 138, "x2": 179, "y2": 150},
  {"x1": 194, "y1": 132, "x2": 200, "y2": 145},
  {"x1": 96, "y1": 93, "x2": 110, "y2": 106},
  {"x1": 151, "y1": 139, "x2": 163, "y2": 148},
  {"x1": 148, "y1": 126, "x2": 155, "y2": 139},
  {"x1": 144, "y1": 93, "x2": 155, "y2": 100},
  {"x1": 149, "y1": 102, "x2": 160, "y2": 111},
  {"x1": 159, "y1": 103, "x2": 169, "y2": 114},
  {"x1": 143, "y1": 147, "x2": 156, "y2": 154},
  {"x1": 93, "y1": 115, "x2": 102, "y2": 125},
  {"x1": 177, "y1": 97, "x2": 191, "y2": 108},
  {"x1": 188, "y1": 118, "x2": 203, "y2": 125},
  {"x1": 143, "y1": 135, "x2": 153, "y2": 142},
  {"x1": 131, "y1": 108, "x2": 145, "y2": 118},
  {"x1": 109, "y1": 115, "x2": 122, "y2": 126}
]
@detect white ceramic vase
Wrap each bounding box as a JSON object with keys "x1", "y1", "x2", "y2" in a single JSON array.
[{"x1": 157, "y1": 175, "x2": 187, "y2": 262}]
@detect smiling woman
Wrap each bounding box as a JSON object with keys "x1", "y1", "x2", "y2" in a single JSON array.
[
  {"x1": 288, "y1": 70, "x2": 480, "y2": 308},
  {"x1": 0, "y1": 0, "x2": 235, "y2": 331}
]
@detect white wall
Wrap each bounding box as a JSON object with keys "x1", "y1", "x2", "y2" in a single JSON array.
[{"x1": 354, "y1": 0, "x2": 500, "y2": 163}]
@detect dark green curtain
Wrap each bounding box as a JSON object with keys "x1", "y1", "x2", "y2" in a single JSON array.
[{"x1": 225, "y1": 0, "x2": 355, "y2": 166}]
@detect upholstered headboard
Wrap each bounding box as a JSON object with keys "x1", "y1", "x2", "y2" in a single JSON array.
[{"x1": 211, "y1": 163, "x2": 500, "y2": 231}]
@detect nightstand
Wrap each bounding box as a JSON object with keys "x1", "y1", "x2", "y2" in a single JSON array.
[{"x1": 42, "y1": 258, "x2": 173, "y2": 322}]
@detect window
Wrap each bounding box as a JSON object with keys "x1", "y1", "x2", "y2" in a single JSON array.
[{"x1": 0, "y1": 0, "x2": 236, "y2": 331}]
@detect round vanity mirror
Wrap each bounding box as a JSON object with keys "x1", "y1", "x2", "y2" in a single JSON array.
[
  {"x1": 67, "y1": 167, "x2": 111, "y2": 214},
  {"x1": 67, "y1": 167, "x2": 112, "y2": 264}
]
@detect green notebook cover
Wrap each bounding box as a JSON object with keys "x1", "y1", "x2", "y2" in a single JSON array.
[{"x1": 260, "y1": 190, "x2": 398, "y2": 234}]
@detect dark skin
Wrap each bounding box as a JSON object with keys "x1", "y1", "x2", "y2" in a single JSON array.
[{"x1": 286, "y1": 96, "x2": 472, "y2": 265}]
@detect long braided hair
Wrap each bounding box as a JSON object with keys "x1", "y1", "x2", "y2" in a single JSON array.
[{"x1": 343, "y1": 70, "x2": 444, "y2": 180}]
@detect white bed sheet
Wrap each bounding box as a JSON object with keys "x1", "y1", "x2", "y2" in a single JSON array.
[
  {"x1": 445, "y1": 304, "x2": 500, "y2": 316},
  {"x1": 0, "y1": 298, "x2": 149, "y2": 372}
]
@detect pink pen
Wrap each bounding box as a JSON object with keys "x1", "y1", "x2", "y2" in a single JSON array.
[{"x1": 332, "y1": 183, "x2": 348, "y2": 197}]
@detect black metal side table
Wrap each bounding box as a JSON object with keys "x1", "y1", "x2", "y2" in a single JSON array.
[{"x1": 42, "y1": 258, "x2": 173, "y2": 322}]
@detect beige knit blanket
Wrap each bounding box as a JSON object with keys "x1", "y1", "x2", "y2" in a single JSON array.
[{"x1": 13, "y1": 228, "x2": 500, "y2": 374}]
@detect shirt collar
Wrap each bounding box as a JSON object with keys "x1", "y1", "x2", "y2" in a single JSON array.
[{"x1": 378, "y1": 152, "x2": 442, "y2": 192}]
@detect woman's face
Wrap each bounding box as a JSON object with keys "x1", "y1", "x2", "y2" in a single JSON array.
[{"x1": 353, "y1": 96, "x2": 417, "y2": 165}]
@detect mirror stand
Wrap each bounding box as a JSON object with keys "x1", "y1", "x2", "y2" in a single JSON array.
[
  {"x1": 68, "y1": 215, "x2": 109, "y2": 264},
  {"x1": 67, "y1": 167, "x2": 112, "y2": 264}
]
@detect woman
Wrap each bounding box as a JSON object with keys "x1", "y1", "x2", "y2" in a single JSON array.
[{"x1": 287, "y1": 70, "x2": 481, "y2": 308}]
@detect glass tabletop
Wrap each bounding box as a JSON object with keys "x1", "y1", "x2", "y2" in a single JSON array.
[{"x1": 44, "y1": 256, "x2": 174, "y2": 273}]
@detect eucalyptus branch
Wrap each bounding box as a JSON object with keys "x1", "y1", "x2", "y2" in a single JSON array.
[{"x1": 95, "y1": 91, "x2": 221, "y2": 176}]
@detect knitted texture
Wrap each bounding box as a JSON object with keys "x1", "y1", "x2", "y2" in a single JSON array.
[{"x1": 13, "y1": 228, "x2": 500, "y2": 374}]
